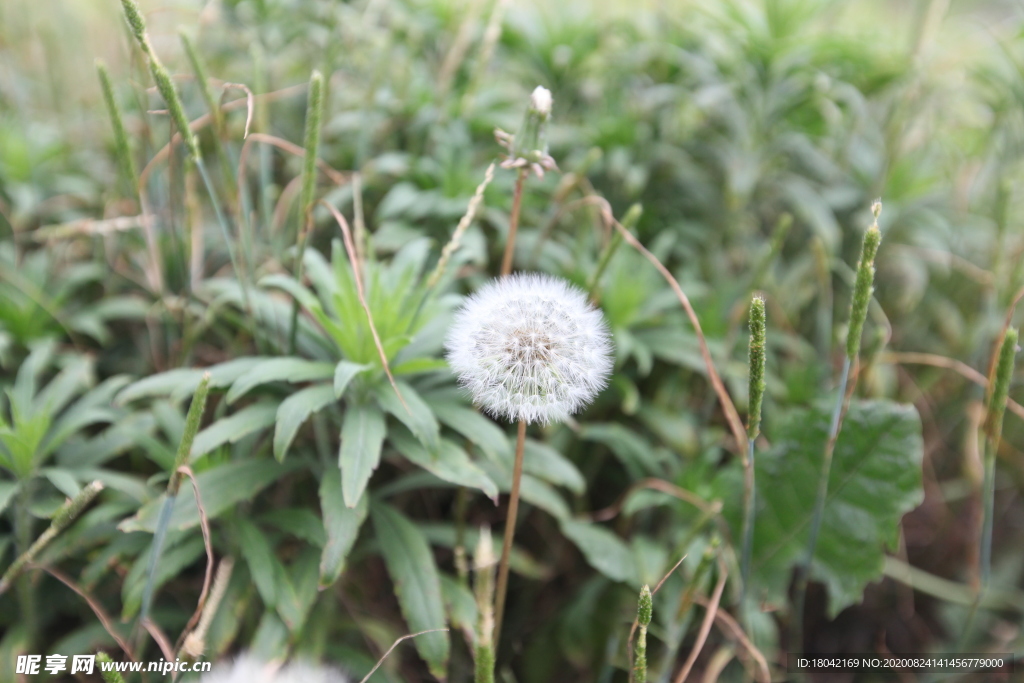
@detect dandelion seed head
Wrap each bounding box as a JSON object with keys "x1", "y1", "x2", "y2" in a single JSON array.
[
  {"x1": 446, "y1": 273, "x2": 613, "y2": 424},
  {"x1": 199, "y1": 655, "x2": 348, "y2": 683}
]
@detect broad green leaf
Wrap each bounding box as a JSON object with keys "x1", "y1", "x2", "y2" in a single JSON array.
[
  {"x1": 560, "y1": 519, "x2": 638, "y2": 585},
  {"x1": 519, "y1": 475, "x2": 571, "y2": 522},
  {"x1": 0, "y1": 481, "x2": 19, "y2": 515},
  {"x1": 238, "y1": 519, "x2": 280, "y2": 608},
  {"x1": 119, "y1": 459, "x2": 301, "y2": 533},
  {"x1": 390, "y1": 429, "x2": 498, "y2": 501},
  {"x1": 523, "y1": 439, "x2": 585, "y2": 494},
  {"x1": 440, "y1": 574, "x2": 477, "y2": 633},
  {"x1": 73, "y1": 468, "x2": 148, "y2": 502},
  {"x1": 226, "y1": 358, "x2": 335, "y2": 404},
  {"x1": 477, "y1": 460, "x2": 569, "y2": 521},
  {"x1": 319, "y1": 465, "x2": 369, "y2": 587},
  {"x1": 339, "y1": 402, "x2": 386, "y2": 508},
  {"x1": 191, "y1": 403, "x2": 277, "y2": 460},
  {"x1": 334, "y1": 361, "x2": 367, "y2": 398},
  {"x1": 122, "y1": 535, "x2": 206, "y2": 618},
  {"x1": 276, "y1": 547, "x2": 320, "y2": 632},
  {"x1": 273, "y1": 384, "x2": 336, "y2": 461},
  {"x1": 42, "y1": 406, "x2": 119, "y2": 459},
  {"x1": 373, "y1": 380, "x2": 440, "y2": 451},
  {"x1": 371, "y1": 502, "x2": 449, "y2": 678},
  {"x1": 579, "y1": 423, "x2": 664, "y2": 477},
  {"x1": 259, "y1": 273, "x2": 321, "y2": 313},
  {"x1": 722, "y1": 399, "x2": 923, "y2": 617},
  {"x1": 115, "y1": 358, "x2": 266, "y2": 404},
  {"x1": 41, "y1": 467, "x2": 80, "y2": 498},
  {"x1": 433, "y1": 402, "x2": 510, "y2": 460},
  {"x1": 392, "y1": 357, "x2": 449, "y2": 376},
  {"x1": 34, "y1": 356, "x2": 92, "y2": 415},
  {"x1": 250, "y1": 611, "x2": 289, "y2": 662},
  {"x1": 417, "y1": 523, "x2": 551, "y2": 580},
  {"x1": 258, "y1": 508, "x2": 328, "y2": 547}
]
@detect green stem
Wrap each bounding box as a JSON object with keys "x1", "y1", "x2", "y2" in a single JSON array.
[
  {"x1": 791, "y1": 355, "x2": 850, "y2": 653},
  {"x1": 474, "y1": 644, "x2": 495, "y2": 683},
  {"x1": 140, "y1": 493, "x2": 175, "y2": 622},
  {"x1": 980, "y1": 442, "x2": 996, "y2": 588},
  {"x1": 740, "y1": 436, "x2": 756, "y2": 605}
]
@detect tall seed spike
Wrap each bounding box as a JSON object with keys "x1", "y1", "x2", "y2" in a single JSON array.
[
  {"x1": 96, "y1": 60, "x2": 139, "y2": 198},
  {"x1": 299, "y1": 70, "x2": 325, "y2": 224},
  {"x1": 168, "y1": 372, "x2": 210, "y2": 495},
  {"x1": 118, "y1": 0, "x2": 200, "y2": 159},
  {"x1": 845, "y1": 203, "x2": 882, "y2": 361},
  {"x1": 747, "y1": 295, "x2": 766, "y2": 440},
  {"x1": 637, "y1": 584, "x2": 653, "y2": 627},
  {"x1": 985, "y1": 327, "x2": 1018, "y2": 444}
]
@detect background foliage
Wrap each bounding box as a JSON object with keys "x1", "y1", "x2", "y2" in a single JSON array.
[{"x1": 2, "y1": 0, "x2": 1024, "y2": 681}]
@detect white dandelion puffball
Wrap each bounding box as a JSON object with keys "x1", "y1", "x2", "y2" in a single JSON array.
[
  {"x1": 446, "y1": 273, "x2": 613, "y2": 424},
  {"x1": 199, "y1": 655, "x2": 348, "y2": 683}
]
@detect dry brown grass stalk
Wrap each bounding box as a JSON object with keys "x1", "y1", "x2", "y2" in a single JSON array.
[{"x1": 673, "y1": 563, "x2": 728, "y2": 683}]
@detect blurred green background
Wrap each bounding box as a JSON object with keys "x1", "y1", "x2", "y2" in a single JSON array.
[{"x1": 2, "y1": 0, "x2": 1024, "y2": 681}]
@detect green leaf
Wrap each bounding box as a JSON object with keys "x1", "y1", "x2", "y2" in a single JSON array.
[
  {"x1": 258, "y1": 508, "x2": 328, "y2": 547},
  {"x1": 333, "y1": 360, "x2": 367, "y2": 398},
  {"x1": 560, "y1": 519, "x2": 638, "y2": 585},
  {"x1": 259, "y1": 273, "x2": 321, "y2": 313},
  {"x1": 433, "y1": 402, "x2": 510, "y2": 460},
  {"x1": 579, "y1": 423, "x2": 663, "y2": 478},
  {"x1": 523, "y1": 439, "x2": 585, "y2": 494},
  {"x1": 440, "y1": 574, "x2": 477, "y2": 633},
  {"x1": 115, "y1": 358, "x2": 265, "y2": 404},
  {"x1": 122, "y1": 535, "x2": 206, "y2": 618},
  {"x1": 725, "y1": 399, "x2": 923, "y2": 617},
  {"x1": 372, "y1": 502, "x2": 449, "y2": 678},
  {"x1": 191, "y1": 403, "x2": 277, "y2": 460},
  {"x1": 392, "y1": 357, "x2": 449, "y2": 376},
  {"x1": 390, "y1": 429, "x2": 498, "y2": 501},
  {"x1": 276, "y1": 547, "x2": 320, "y2": 632},
  {"x1": 319, "y1": 464, "x2": 369, "y2": 587},
  {"x1": 226, "y1": 358, "x2": 335, "y2": 404},
  {"x1": 339, "y1": 402, "x2": 387, "y2": 508},
  {"x1": 373, "y1": 380, "x2": 440, "y2": 451},
  {"x1": 0, "y1": 481, "x2": 19, "y2": 515},
  {"x1": 119, "y1": 459, "x2": 301, "y2": 533},
  {"x1": 250, "y1": 611, "x2": 289, "y2": 662},
  {"x1": 274, "y1": 384, "x2": 336, "y2": 461},
  {"x1": 238, "y1": 519, "x2": 280, "y2": 608}
]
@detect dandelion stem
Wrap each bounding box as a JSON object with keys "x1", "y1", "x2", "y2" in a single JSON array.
[
  {"x1": 500, "y1": 169, "x2": 527, "y2": 276},
  {"x1": 493, "y1": 418, "x2": 526, "y2": 651}
]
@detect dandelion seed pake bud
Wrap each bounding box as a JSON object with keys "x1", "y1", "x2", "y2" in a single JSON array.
[
  {"x1": 445, "y1": 273, "x2": 613, "y2": 425},
  {"x1": 510, "y1": 85, "x2": 553, "y2": 165},
  {"x1": 529, "y1": 85, "x2": 552, "y2": 119}
]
